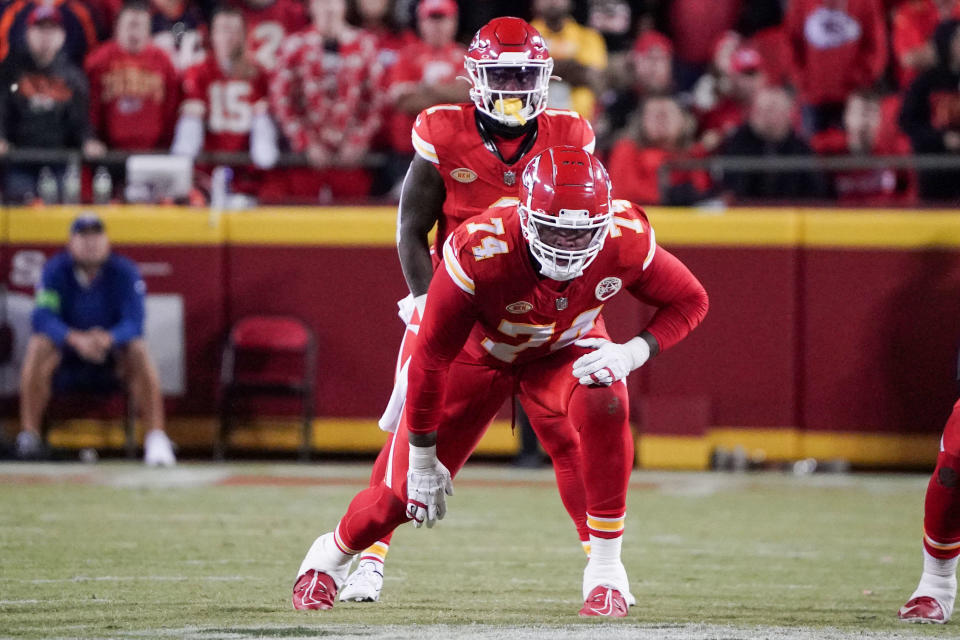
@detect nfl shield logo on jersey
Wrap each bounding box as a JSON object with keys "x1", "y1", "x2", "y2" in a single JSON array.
[
  {"x1": 595, "y1": 277, "x2": 622, "y2": 301},
  {"x1": 555, "y1": 297, "x2": 568, "y2": 310},
  {"x1": 503, "y1": 170, "x2": 516, "y2": 186}
]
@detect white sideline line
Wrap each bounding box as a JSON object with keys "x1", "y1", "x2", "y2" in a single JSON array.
[
  {"x1": 110, "y1": 624, "x2": 940, "y2": 640},
  {"x1": 13, "y1": 575, "x2": 256, "y2": 584}
]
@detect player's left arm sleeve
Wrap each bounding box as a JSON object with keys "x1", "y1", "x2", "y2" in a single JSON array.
[
  {"x1": 108, "y1": 263, "x2": 146, "y2": 346},
  {"x1": 405, "y1": 252, "x2": 478, "y2": 435},
  {"x1": 627, "y1": 247, "x2": 709, "y2": 352}
]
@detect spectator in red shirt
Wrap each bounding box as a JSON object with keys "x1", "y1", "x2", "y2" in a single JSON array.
[
  {"x1": 171, "y1": 6, "x2": 278, "y2": 175},
  {"x1": 787, "y1": 0, "x2": 888, "y2": 133},
  {"x1": 892, "y1": 0, "x2": 960, "y2": 88},
  {"x1": 667, "y1": 0, "x2": 743, "y2": 90},
  {"x1": 384, "y1": 0, "x2": 468, "y2": 194},
  {"x1": 268, "y1": 0, "x2": 385, "y2": 201},
  {"x1": 607, "y1": 95, "x2": 712, "y2": 205},
  {"x1": 85, "y1": 1, "x2": 180, "y2": 152},
  {"x1": 812, "y1": 90, "x2": 916, "y2": 205},
  {"x1": 696, "y1": 44, "x2": 767, "y2": 151},
  {"x1": 233, "y1": 0, "x2": 309, "y2": 72},
  {"x1": 598, "y1": 30, "x2": 673, "y2": 150}
]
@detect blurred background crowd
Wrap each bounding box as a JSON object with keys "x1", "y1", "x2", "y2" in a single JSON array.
[{"x1": 2, "y1": 0, "x2": 960, "y2": 206}]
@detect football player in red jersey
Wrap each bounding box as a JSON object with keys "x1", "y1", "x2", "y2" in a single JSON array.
[
  {"x1": 899, "y1": 404, "x2": 960, "y2": 624},
  {"x1": 171, "y1": 6, "x2": 277, "y2": 171},
  {"x1": 292, "y1": 146, "x2": 709, "y2": 616},
  {"x1": 334, "y1": 17, "x2": 599, "y2": 604}
]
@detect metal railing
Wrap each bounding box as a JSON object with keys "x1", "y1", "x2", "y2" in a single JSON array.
[{"x1": 657, "y1": 153, "x2": 960, "y2": 202}]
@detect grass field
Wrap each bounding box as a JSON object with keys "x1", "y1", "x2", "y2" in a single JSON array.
[{"x1": 0, "y1": 461, "x2": 956, "y2": 639}]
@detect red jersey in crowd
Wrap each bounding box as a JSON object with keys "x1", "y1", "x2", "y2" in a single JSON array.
[
  {"x1": 810, "y1": 128, "x2": 916, "y2": 205},
  {"x1": 667, "y1": 0, "x2": 742, "y2": 65},
  {"x1": 233, "y1": 0, "x2": 308, "y2": 72},
  {"x1": 269, "y1": 26, "x2": 384, "y2": 154},
  {"x1": 607, "y1": 140, "x2": 711, "y2": 205},
  {"x1": 787, "y1": 0, "x2": 888, "y2": 106},
  {"x1": 182, "y1": 57, "x2": 268, "y2": 152},
  {"x1": 892, "y1": 0, "x2": 960, "y2": 88},
  {"x1": 387, "y1": 40, "x2": 466, "y2": 152},
  {"x1": 411, "y1": 103, "x2": 596, "y2": 255},
  {"x1": 85, "y1": 41, "x2": 180, "y2": 149}
]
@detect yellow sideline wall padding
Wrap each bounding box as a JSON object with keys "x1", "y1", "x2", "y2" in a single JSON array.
[
  {"x1": 7, "y1": 206, "x2": 224, "y2": 245},
  {"x1": 227, "y1": 207, "x2": 400, "y2": 246},
  {"x1": 46, "y1": 417, "x2": 521, "y2": 456},
  {"x1": 7, "y1": 205, "x2": 960, "y2": 248},
  {"x1": 804, "y1": 210, "x2": 960, "y2": 249},
  {"x1": 44, "y1": 417, "x2": 939, "y2": 468}
]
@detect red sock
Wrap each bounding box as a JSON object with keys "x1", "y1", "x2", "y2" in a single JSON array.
[
  {"x1": 568, "y1": 382, "x2": 633, "y2": 521},
  {"x1": 362, "y1": 439, "x2": 395, "y2": 549},
  {"x1": 923, "y1": 450, "x2": 960, "y2": 559},
  {"x1": 336, "y1": 483, "x2": 408, "y2": 554}
]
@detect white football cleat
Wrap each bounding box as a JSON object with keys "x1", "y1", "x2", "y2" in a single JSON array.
[
  {"x1": 339, "y1": 559, "x2": 384, "y2": 602},
  {"x1": 899, "y1": 572, "x2": 956, "y2": 624},
  {"x1": 144, "y1": 430, "x2": 176, "y2": 467},
  {"x1": 583, "y1": 558, "x2": 635, "y2": 607}
]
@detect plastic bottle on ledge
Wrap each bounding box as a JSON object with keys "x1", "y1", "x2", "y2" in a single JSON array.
[
  {"x1": 62, "y1": 162, "x2": 80, "y2": 204},
  {"x1": 37, "y1": 166, "x2": 59, "y2": 204},
  {"x1": 92, "y1": 166, "x2": 113, "y2": 205}
]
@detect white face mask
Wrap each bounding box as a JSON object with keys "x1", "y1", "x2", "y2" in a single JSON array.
[
  {"x1": 519, "y1": 206, "x2": 611, "y2": 281},
  {"x1": 466, "y1": 55, "x2": 554, "y2": 126}
]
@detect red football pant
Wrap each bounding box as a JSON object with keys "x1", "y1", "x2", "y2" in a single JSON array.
[
  {"x1": 337, "y1": 346, "x2": 633, "y2": 554},
  {"x1": 923, "y1": 399, "x2": 960, "y2": 559},
  {"x1": 362, "y1": 322, "x2": 594, "y2": 554}
]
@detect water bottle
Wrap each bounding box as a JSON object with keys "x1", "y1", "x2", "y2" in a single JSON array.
[
  {"x1": 37, "y1": 166, "x2": 59, "y2": 204},
  {"x1": 210, "y1": 166, "x2": 232, "y2": 211},
  {"x1": 92, "y1": 166, "x2": 113, "y2": 205},
  {"x1": 62, "y1": 162, "x2": 80, "y2": 204}
]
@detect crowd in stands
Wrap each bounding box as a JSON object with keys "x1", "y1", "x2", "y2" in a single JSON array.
[{"x1": 1, "y1": 0, "x2": 960, "y2": 205}]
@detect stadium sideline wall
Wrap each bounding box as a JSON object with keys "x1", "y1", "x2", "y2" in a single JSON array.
[{"x1": 3, "y1": 206, "x2": 958, "y2": 470}]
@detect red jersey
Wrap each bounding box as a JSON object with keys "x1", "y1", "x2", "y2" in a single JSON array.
[
  {"x1": 892, "y1": 0, "x2": 960, "y2": 88},
  {"x1": 406, "y1": 199, "x2": 709, "y2": 434},
  {"x1": 84, "y1": 41, "x2": 180, "y2": 150},
  {"x1": 786, "y1": 0, "x2": 888, "y2": 106},
  {"x1": 811, "y1": 128, "x2": 917, "y2": 205},
  {"x1": 387, "y1": 40, "x2": 466, "y2": 152},
  {"x1": 233, "y1": 0, "x2": 308, "y2": 72},
  {"x1": 412, "y1": 103, "x2": 596, "y2": 255},
  {"x1": 182, "y1": 57, "x2": 269, "y2": 152}
]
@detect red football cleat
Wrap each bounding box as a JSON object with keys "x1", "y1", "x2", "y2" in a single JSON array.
[
  {"x1": 578, "y1": 585, "x2": 628, "y2": 618},
  {"x1": 898, "y1": 596, "x2": 947, "y2": 623},
  {"x1": 292, "y1": 569, "x2": 337, "y2": 610}
]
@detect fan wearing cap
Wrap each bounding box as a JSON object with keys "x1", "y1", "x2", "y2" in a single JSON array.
[
  {"x1": 16, "y1": 214, "x2": 176, "y2": 466},
  {"x1": 291, "y1": 147, "x2": 708, "y2": 616},
  {"x1": 327, "y1": 17, "x2": 597, "y2": 605},
  {"x1": 383, "y1": 0, "x2": 468, "y2": 191},
  {"x1": 696, "y1": 45, "x2": 767, "y2": 151},
  {"x1": 0, "y1": 5, "x2": 106, "y2": 203},
  {"x1": 597, "y1": 29, "x2": 673, "y2": 147}
]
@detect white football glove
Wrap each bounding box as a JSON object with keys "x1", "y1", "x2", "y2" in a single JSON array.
[
  {"x1": 572, "y1": 337, "x2": 651, "y2": 386},
  {"x1": 406, "y1": 443, "x2": 454, "y2": 528}
]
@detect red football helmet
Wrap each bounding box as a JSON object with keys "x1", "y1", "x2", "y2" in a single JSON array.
[
  {"x1": 518, "y1": 146, "x2": 613, "y2": 281},
  {"x1": 465, "y1": 17, "x2": 553, "y2": 127}
]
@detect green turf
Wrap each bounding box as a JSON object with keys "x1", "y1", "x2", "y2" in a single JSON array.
[{"x1": 0, "y1": 463, "x2": 954, "y2": 639}]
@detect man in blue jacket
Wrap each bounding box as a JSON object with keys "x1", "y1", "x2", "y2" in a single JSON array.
[{"x1": 16, "y1": 213, "x2": 175, "y2": 465}]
